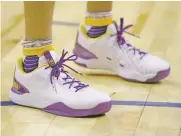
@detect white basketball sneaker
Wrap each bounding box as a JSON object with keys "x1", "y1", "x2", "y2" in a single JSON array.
[
  {"x1": 9, "y1": 50, "x2": 112, "y2": 117},
  {"x1": 73, "y1": 18, "x2": 170, "y2": 82}
]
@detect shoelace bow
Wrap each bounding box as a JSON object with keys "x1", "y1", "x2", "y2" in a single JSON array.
[
  {"x1": 45, "y1": 50, "x2": 89, "y2": 92},
  {"x1": 112, "y1": 18, "x2": 147, "y2": 59}
]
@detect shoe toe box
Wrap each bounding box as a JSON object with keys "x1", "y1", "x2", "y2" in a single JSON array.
[
  {"x1": 141, "y1": 55, "x2": 170, "y2": 74},
  {"x1": 62, "y1": 88, "x2": 111, "y2": 110}
]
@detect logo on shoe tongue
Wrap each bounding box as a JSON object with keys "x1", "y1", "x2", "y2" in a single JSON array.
[
  {"x1": 48, "y1": 59, "x2": 55, "y2": 67},
  {"x1": 43, "y1": 51, "x2": 56, "y2": 67}
]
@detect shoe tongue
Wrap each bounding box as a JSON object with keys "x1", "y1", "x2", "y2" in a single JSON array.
[
  {"x1": 39, "y1": 50, "x2": 58, "y2": 66},
  {"x1": 106, "y1": 21, "x2": 118, "y2": 34}
]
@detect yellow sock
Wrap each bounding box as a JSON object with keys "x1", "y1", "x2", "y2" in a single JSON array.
[
  {"x1": 23, "y1": 44, "x2": 55, "y2": 56},
  {"x1": 21, "y1": 39, "x2": 55, "y2": 73},
  {"x1": 21, "y1": 39, "x2": 55, "y2": 56},
  {"x1": 84, "y1": 11, "x2": 113, "y2": 27}
]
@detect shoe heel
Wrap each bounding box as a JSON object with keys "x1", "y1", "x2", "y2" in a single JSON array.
[
  {"x1": 9, "y1": 76, "x2": 30, "y2": 105},
  {"x1": 11, "y1": 77, "x2": 29, "y2": 95},
  {"x1": 73, "y1": 32, "x2": 111, "y2": 70},
  {"x1": 73, "y1": 31, "x2": 97, "y2": 58}
]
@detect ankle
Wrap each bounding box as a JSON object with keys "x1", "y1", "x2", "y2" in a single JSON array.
[
  {"x1": 84, "y1": 11, "x2": 112, "y2": 38},
  {"x1": 21, "y1": 38, "x2": 54, "y2": 73}
]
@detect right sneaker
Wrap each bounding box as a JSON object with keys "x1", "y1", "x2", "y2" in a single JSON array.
[
  {"x1": 73, "y1": 18, "x2": 170, "y2": 82},
  {"x1": 9, "y1": 49, "x2": 112, "y2": 117}
]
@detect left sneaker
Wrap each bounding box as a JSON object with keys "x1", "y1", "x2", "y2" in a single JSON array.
[
  {"x1": 73, "y1": 18, "x2": 170, "y2": 82},
  {"x1": 9, "y1": 50, "x2": 112, "y2": 117}
]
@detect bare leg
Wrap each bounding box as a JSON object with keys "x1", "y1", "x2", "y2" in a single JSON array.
[
  {"x1": 24, "y1": 1, "x2": 54, "y2": 40},
  {"x1": 87, "y1": 1, "x2": 112, "y2": 12}
]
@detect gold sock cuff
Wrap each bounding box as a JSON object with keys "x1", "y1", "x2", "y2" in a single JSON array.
[
  {"x1": 23, "y1": 44, "x2": 55, "y2": 56},
  {"x1": 85, "y1": 17, "x2": 113, "y2": 26}
]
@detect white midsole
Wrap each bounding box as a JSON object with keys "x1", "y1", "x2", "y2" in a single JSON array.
[
  {"x1": 9, "y1": 90, "x2": 49, "y2": 109},
  {"x1": 75, "y1": 57, "x2": 157, "y2": 82}
]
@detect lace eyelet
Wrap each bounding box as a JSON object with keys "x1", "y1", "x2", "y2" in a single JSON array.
[{"x1": 45, "y1": 50, "x2": 88, "y2": 92}]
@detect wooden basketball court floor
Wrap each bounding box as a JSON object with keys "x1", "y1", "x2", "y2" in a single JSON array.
[{"x1": 1, "y1": 1, "x2": 181, "y2": 136}]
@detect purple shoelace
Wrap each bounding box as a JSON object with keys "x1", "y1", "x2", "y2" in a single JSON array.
[
  {"x1": 112, "y1": 18, "x2": 147, "y2": 59},
  {"x1": 44, "y1": 50, "x2": 89, "y2": 92}
]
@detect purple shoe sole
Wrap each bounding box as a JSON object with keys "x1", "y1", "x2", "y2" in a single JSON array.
[
  {"x1": 120, "y1": 68, "x2": 170, "y2": 83},
  {"x1": 146, "y1": 68, "x2": 170, "y2": 82},
  {"x1": 74, "y1": 62, "x2": 170, "y2": 83},
  {"x1": 43, "y1": 101, "x2": 112, "y2": 117}
]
